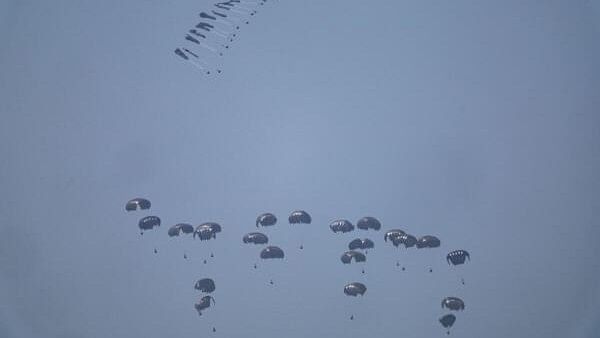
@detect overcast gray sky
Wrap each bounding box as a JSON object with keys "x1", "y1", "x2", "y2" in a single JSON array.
[{"x1": 1, "y1": 1, "x2": 600, "y2": 337}]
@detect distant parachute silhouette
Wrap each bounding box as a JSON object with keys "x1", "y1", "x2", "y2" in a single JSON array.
[
  {"x1": 194, "y1": 222, "x2": 222, "y2": 240},
  {"x1": 391, "y1": 233, "x2": 417, "y2": 248},
  {"x1": 126, "y1": 198, "x2": 151, "y2": 211},
  {"x1": 447, "y1": 250, "x2": 470, "y2": 265},
  {"x1": 356, "y1": 217, "x2": 381, "y2": 231},
  {"x1": 341, "y1": 251, "x2": 366, "y2": 264},
  {"x1": 242, "y1": 232, "x2": 268, "y2": 245},
  {"x1": 384, "y1": 229, "x2": 405, "y2": 242},
  {"x1": 439, "y1": 314, "x2": 456, "y2": 334},
  {"x1": 289, "y1": 210, "x2": 311, "y2": 250},
  {"x1": 168, "y1": 223, "x2": 194, "y2": 237},
  {"x1": 260, "y1": 246, "x2": 284, "y2": 259},
  {"x1": 138, "y1": 216, "x2": 160, "y2": 234},
  {"x1": 289, "y1": 210, "x2": 311, "y2": 224},
  {"x1": 194, "y1": 296, "x2": 215, "y2": 316},
  {"x1": 348, "y1": 238, "x2": 374, "y2": 251},
  {"x1": 329, "y1": 219, "x2": 354, "y2": 233},
  {"x1": 416, "y1": 235, "x2": 441, "y2": 248},
  {"x1": 194, "y1": 278, "x2": 216, "y2": 293},
  {"x1": 344, "y1": 282, "x2": 366, "y2": 296},
  {"x1": 441, "y1": 297, "x2": 465, "y2": 311},
  {"x1": 256, "y1": 213, "x2": 277, "y2": 227}
]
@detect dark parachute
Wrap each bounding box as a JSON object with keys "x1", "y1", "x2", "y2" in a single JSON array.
[
  {"x1": 356, "y1": 217, "x2": 381, "y2": 231},
  {"x1": 194, "y1": 222, "x2": 222, "y2": 240},
  {"x1": 330, "y1": 219, "x2": 354, "y2": 233},
  {"x1": 288, "y1": 210, "x2": 311, "y2": 224},
  {"x1": 439, "y1": 313, "x2": 456, "y2": 329},
  {"x1": 391, "y1": 233, "x2": 417, "y2": 248},
  {"x1": 243, "y1": 232, "x2": 268, "y2": 244},
  {"x1": 344, "y1": 282, "x2": 367, "y2": 296},
  {"x1": 416, "y1": 235, "x2": 441, "y2": 248},
  {"x1": 256, "y1": 213, "x2": 277, "y2": 227},
  {"x1": 260, "y1": 246, "x2": 284, "y2": 259},
  {"x1": 441, "y1": 297, "x2": 465, "y2": 311},
  {"x1": 194, "y1": 278, "x2": 216, "y2": 293},
  {"x1": 348, "y1": 238, "x2": 374, "y2": 250},
  {"x1": 126, "y1": 198, "x2": 151, "y2": 211},
  {"x1": 447, "y1": 250, "x2": 470, "y2": 265},
  {"x1": 168, "y1": 223, "x2": 194, "y2": 237},
  {"x1": 138, "y1": 216, "x2": 160, "y2": 231},
  {"x1": 174, "y1": 48, "x2": 189, "y2": 60},
  {"x1": 194, "y1": 296, "x2": 215, "y2": 316},
  {"x1": 384, "y1": 229, "x2": 405, "y2": 242},
  {"x1": 341, "y1": 251, "x2": 366, "y2": 264},
  {"x1": 183, "y1": 48, "x2": 199, "y2": 58}
]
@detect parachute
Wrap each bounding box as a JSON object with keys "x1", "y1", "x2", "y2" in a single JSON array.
[
  {"x1": 344, "y1": 282, "x2": 366, "y2": 296},
  {"x1": 175, "y1": 0, "x2": 271, "y2": 74},
  {"x1": 447, "y1": 250, "x2": 470, "y2": 265},
  {"x1": 195, "y1": 296, "x2": 216, "y2": 316},
  {"x1": 356, "y1": 217, "x2": 381, "y2": 231},
  {"x1": 242, "y1": 232, "x2": 268, "y2": 244},
  {"x1": 439, "y1": 314, "x2": 456, "y2": 333},
  {"x1": 340, "y1": 251, "x2": 366, "y2": 264},
  {"x1": 416, "y1": 235, "x2": 441, "y2": 248},
  {"x1": 348, "y1": 238, "x2": 374, "y2": 251},
  {"x1": 168, "y1": 223, "x2": 194, "y2": 237},
  {"x1": 195, "y1": 278, "x2": 216, "y2": 293},
  {"x1": 260, "y1": 246, "x2": 284, "y2": 259},
  {"x1": 126, "y1": 198, "x2": 151, "y2": 211},
  {"x1": 256, "y1": 213, "x2": 277, "y2": 227},
  {"x1": 384, "y1": 229, "x2": 405, "y2": 242},
  {"x1": 441, "y1": 297, "x2": 465, "y2": 311},
  {"x1": 329, "y1": 219, "x2": 354, "y2": 233},
  {"x1": 138, "y1": 216, "x2": 160, "y2": 231},
  {"x1": 289, "y1": 210, "x2": 311, "y2": 224},
  {"x1": 194, "y1": 222, "x2": 222, "y2": 240},
  {"x1": 390, "y1": 233, "x2": 417, "y2": 248}
]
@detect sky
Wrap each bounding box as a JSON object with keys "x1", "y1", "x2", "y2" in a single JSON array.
[{"x1": 1, "y1": 1, "x2": 600, "y2": 337}]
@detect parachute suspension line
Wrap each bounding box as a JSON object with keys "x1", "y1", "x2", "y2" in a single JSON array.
[{"x1": 187, "y1": 59, "x2": 211, "y2": 74}]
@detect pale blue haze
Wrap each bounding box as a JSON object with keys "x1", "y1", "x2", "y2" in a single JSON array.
[{"x1": 1, "y1": 1, "x2": 600, "y2": 337}]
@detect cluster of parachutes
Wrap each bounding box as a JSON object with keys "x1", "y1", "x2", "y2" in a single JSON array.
[
  {"x1": 243, "y1": 211, "x2": 312, "y2": 280},
  {"x1": 439, "y1": 297, "x2": 466, "y2": 335},
  {"x1": 125, "y1": 198, "x2": 471, "y2": 334},
  {"x1": 174, "y1": 0, "x2": 272, "y2": 75},
  {"x1": 126, "y1": 198, "x2": 160, "y2": 237}
]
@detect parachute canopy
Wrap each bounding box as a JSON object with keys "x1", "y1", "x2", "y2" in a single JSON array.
[
  {"x1": 195, "y1": 295, "x2": 215, "y2": 315},
  {"x1": 341, "y1": 251, "x2": 366, "y2": 264},
  {"x1": 356, "y1": 217, "x2": 381, "y2": 231},
  {"x1": 348, "y1": 238, "x2": 374, "y2": 250},
  {"x1": 289, "y1": 210, "x2": 311, "y2": 224},
  {"x1": 256, "y1": 213, "x2": 277, "y2": 227},
  {"x1": 330, "y1": 219, "x2": 354, "y2": 233},
  {"x1": 194, "y1": 222, "x2": 222, "y2": 240},
  {"x1": 416, "y1": 235, "x2": 441, "y2": 248},
  {"x1": 126, "y1": 198, "x2": 151, "y2": 211},
  {"x1": 344, "y1": 282, "x2": 367, "y2": 296},
  {"x1": 439, "y1": 314, "x2": 456, "y2": 328},
  {"x1": 260, "y1": 246, "x2": 284, "y2": 259},
  {"x1": 138, "y1": 216, "x2": 160, "y2": 230},
  {"x1": 194, "y1": 278, "x2": 216, "y2": 293},
  {"x1": 447, "y1": 250, "x2": 470, "y2": 265},
  {"x1": 384, "y1": 229, "x2": 405, "y2": 242},
  {"x1": 243, "y1": 232, "x2": 268, "y2": 245},
  {"x1": 168, "y1": 223, "x2": 194, "y2": 237},
  {"x1": 441, "y1": 297, "x2": 465, "y2": 311},
  {"x1": 390, "y1": 233, "x2": 417, "y2": 248}
]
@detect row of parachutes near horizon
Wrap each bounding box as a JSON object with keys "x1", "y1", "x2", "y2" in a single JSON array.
[
  {"x1": 174, "y1": 0, "x2": 272, "y2": 75},
  {"x1": 126, "y1": 197, "x2": 470, "y2": 335}
]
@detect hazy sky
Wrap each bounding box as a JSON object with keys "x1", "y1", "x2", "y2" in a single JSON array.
[{"x1": 1, "y1": 1, "x2": 600, "y2": 337}]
